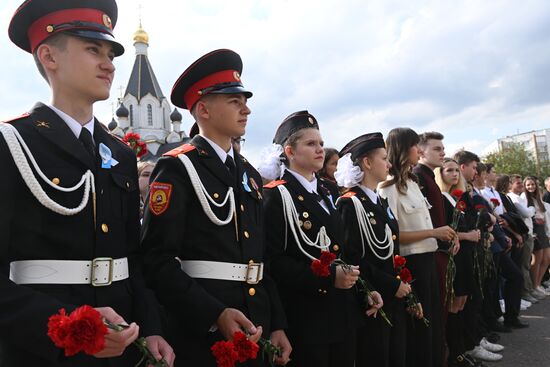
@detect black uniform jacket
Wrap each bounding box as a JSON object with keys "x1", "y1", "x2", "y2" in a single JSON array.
[
  {"x1": 140, "y1": 136, "x2": 286, "y2": 340},
  {"x1": 263, "y1": 170, "x2": 362, "y2": 345},
  {"x1": 0, "y1": 103, "x2": 161, "y2": 366},
  {"x1": 338, "y1": 187, "x2": 401, "y2": 302}
]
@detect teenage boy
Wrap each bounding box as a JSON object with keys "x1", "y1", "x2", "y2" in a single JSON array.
[
  {"x1": 140, "y1": 49, "x2": 291, "y2": 366},
  {"x1": 0, "y1": 1, "x2": 174, "y2": 366}
]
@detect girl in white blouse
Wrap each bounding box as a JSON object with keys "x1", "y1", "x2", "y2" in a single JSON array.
[{"x1": 378, "y1": 127, "x2": 454, "y2": 367}]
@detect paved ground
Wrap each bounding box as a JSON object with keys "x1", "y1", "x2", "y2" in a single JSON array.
[{"x1": 496, "y1": 297, "x2": 550, "y2": 366}]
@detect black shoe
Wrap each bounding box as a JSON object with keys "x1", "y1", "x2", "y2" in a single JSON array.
[
  {"x1": 449, "y1": 354, "x2": 476, "y2": 366},
  {"x1": 503, "y1": 318, "x2": 529, "y2": 329},
  {"x1": 488, "y1": 321, "x2": 512, "y2": 333},
  {"x1": 463, "y1": 354, "x2": 487, "y2": 367},
  {"x1": 485, "y1": 332, "x2": 501, "y2": 343}
]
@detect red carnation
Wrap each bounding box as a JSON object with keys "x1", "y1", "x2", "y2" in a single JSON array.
[
  {"x1": 232, "y1": 331, "x2": 259, "y2": 362},
  {"x1": 47, "y1": 306, "x2": 108, "y2": 357},
  {"x1": 122, "y1": 132, "x2": 141, "y2": 143},
  {"x1": 311, "y1": 259, "x2": 331, "y2": 277},
  {"x1": 319, "y1": 251, "x2": 336, "y2": 266},
  {"x1": 474, "y1": 204, "x2": 485, "y2": 210},
  {"x1": 399, "y1": 267, "x2": 413, "y2": 283},
  {"x1": 451, "y1": 189, "x2": 464, "y2": 199},
  {"x1": 394, "y1": 255, "x2": 407, "y2": 268},
  {"x1": 456, "y1": 201, "x2": 466, "y2": 212},
  {"x1": 211, "y1": 340, "x2": 239, "y2": 367},
  {"x1": 490, "y1": 198, "x2": 500, "y2": 206}
]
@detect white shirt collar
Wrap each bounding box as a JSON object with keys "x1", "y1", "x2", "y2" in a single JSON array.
[
  {"x1": 359, "y1": 185, "x2": 379, "y2": 204},
  {"x1": 200, "y1": 134, "x2": 234, "y2": 163},
  {"x1": 286, "y1": 168, "x2": 318, "y2": 193},
  {"x1": 48, "y1": 104, "x2": 94, "y2": 139}
]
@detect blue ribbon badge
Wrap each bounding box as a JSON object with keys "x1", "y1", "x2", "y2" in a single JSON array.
[
  {"x1": 99, "y1": 143, "x2": 119, "y2": 169},
  {"x1": 242, "y1": 172, "x2": 252, "y2": 192}
]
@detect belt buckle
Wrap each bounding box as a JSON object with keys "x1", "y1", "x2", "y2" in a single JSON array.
[
  {"x1": 91, "y1": 257, "x2": 114, "y2": 287},
  {"x1": 246, "y1": 262, "x2": 262, "y2": 284}
]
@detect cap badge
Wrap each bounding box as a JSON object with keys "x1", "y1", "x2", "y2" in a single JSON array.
[
  {"x1": 46, "y1": 25, "x2": 54, "y2": 33},
  {"x1": 308, "y1": 117, "x2": 315, "y2": 125},
  {"x1": 233, "y1": 71, "x2": 241, "y2": 81},
  {"x1": 102, "y1": 14, "x2": 112, "y2": 29}
]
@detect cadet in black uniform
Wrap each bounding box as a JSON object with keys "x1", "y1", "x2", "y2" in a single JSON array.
[
  {"x1": 260, "y1": 111, "x2": 373, "y2": 367},
  {"x1": 336, "y1": 133, "x2": 411, "y2": 367},
  {"x1": 0, "y1": 1, "x2": 173, "y2": 366},
  {"x1": 140, "y1": 49, "x2": 291, "y2": 367}
]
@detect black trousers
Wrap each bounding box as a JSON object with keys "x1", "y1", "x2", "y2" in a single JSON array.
[
  {"x1": 288, "y1": 329, "x2": 356, "y2": 367},
  {"x1": 356, "y1": 299, "x2": 407, "y2": 367},
  {"x1": 482, "y1": 252, "x2": 502, "y2": 328},
  {"x1": 404, "y1": 252, "x2": 443, "y2": 367},
  {"x1": 499, "y1": 252, "x2": 523, "y2": 322}
]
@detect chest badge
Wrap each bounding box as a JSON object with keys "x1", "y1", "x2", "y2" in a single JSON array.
[
  {"x1": 242, "y1": 172, "x2": 252, "y2": 192},
  {"x1": 99, "y1": 143, "x2": 119, "y2": 169}
]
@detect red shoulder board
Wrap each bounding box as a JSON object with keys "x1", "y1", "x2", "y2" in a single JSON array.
[
  {"x1": 1, "y1": 113, "x2": 30, "y2": 123},
  {"x1": 340, "y1": 191, "x2": 357, "y2": 199},
  {"x1": 263, "y1": 180, "x2": 286, "y2": 189},
  {"x1": 164, "y1": 143, "x2": 196, "y2": 157}
]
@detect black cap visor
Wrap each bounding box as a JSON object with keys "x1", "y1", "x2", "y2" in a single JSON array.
[{"x1": 66, "y1": 29, "x2": 124, "y2": 56}]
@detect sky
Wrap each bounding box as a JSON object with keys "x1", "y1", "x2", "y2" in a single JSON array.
[{"x1": 1, "y1": 0, "x2": 550, "y2": 165}]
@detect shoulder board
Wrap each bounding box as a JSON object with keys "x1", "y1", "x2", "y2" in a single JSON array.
[
  {"x1": 109, "y1": 133, "x2": 129, "y2": 147},
  {"x1": 1, "y1": 113, "x2": 30, "y2": 124},
  {"x1": 263, "y1": 180, "x2": 286, "y2": 189},
  {"x1": 340, "y1": 191, "x2": 357, "y2": 199},
  {"x1": 164, "y1": 143, "x2": 196, "y2": 157}
]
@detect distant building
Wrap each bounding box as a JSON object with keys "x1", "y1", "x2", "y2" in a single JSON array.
[
  {"x1": 109, "y1": 22, "x2": 187, "y2": 160},
  {"x1": 497, "y1": 128, "x2": 550, "y2": 166}
]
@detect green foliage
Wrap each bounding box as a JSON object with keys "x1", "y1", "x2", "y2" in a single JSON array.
[{"x1": 483, "y1": 142, "x2": 549, "y2": 178}]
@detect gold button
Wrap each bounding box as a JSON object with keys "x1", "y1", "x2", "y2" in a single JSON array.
[
  {"x1": 46, "y1": 25, "x2": 54, "y2": 33},
  {"x1": 333, "y1": 244, "x2": 340, "y2": 251},
  {"x1": 213, "y1": 193, "x2": 220, "y2": 199},
  {"x1": 126, "y1": 182, "x2": 130, "y2": 188},
  {"x1": 244, "y1": 231, "x2": 250, "y2": 239},
  {"x1": 248, "y1": 288, "x2": 256, "y2": 296},
  {"x1": 302, "y1": 212, "x2": 309, "y2": 218},
  {"x1": 240, "y1": 204, "x2": 245, "y2": 212},
  {"x1": 303, "y1": 221, "x2": 312, "y2": 230},
  {"x1": 298, "y1": 195, "x2": 304, "y2": 201},
  {"x1": 52, "y1": 177, "x2": 60, "y2": 185},
  {"x1": 318, "y1": 289, "x2": 323, "y2": 293},
  {"x1": 323, "y1": 290, "x2": 327, "y2": 294},
  {"x1": 392, "y1": 235, "x2": 397, "y2": 240},
  {"x1": 101, "y1": 223, "x2": 109, "y2": 233}
]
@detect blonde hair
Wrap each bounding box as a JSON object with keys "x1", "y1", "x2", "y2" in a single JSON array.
[{"x1": 434, "y1": 158, "x2": 465, "y2": 194}]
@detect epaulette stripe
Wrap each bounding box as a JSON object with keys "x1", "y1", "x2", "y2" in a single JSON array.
[
  {"x1": 263, "y1": 179, "x2": 286, "y2": 189},
  {"x1": 1, "y1": 112, "x2": 30, "y2": 123},
  {"x1": 164, "y1": 143, "x2": 196, "y2": 157},
  {"x1": 340, "y1": 191, "x2": 357, "y2": 199}
]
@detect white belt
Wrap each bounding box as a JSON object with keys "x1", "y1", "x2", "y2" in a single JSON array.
[
  {"x1": 180, "y1": 260, "x2": 263, "y2": 284},
  {"x1": 10, "y1": 257, "x2": 129, "y2": 287}
]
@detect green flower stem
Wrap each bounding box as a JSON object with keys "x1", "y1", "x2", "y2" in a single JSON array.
[
  {"x1": 335, "y1": 259, "x2": 393, "y2": 327},
  {"x1": 105, "y1": 322, "x2": 168, "y2": 367}
]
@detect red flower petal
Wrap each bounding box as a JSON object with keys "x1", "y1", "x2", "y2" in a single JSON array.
[
  {"x1": 211, "y1": 340, "x2": 239, "y2": 367},
  {"x1": 232, "y1": 331, "x2": 259, "y2": 362}
]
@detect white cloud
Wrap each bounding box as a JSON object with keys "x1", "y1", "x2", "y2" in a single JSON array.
[{"x1": 1, "y1": 0, "x2": 549, "y2": 167}]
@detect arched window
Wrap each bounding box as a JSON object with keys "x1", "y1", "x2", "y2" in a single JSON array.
[
  {"x1": 147, "y1": 104, "x2": 153, "y2": 126},
  {"x1": 129, "y1": 105, "x2": 134, "y2": 126}
]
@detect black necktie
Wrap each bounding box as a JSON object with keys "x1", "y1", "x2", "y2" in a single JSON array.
[
  {"x1": 225, "y1": 155, "x2": 236, "y2": 177},
  {"x1": 79, "y1": 128, "x2": 96, "y2": 159}
]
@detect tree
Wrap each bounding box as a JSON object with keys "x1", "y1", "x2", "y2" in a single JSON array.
[{"x1": 483, "y1": 142, "x2": 540, "y2": 177}]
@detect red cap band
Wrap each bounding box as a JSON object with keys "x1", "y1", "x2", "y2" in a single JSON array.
[
  {"x1": 27, "y1": 8, "x2": 112, "y2": 52},
  {"x1": 183, "y1": 69, "x2": 241, "y2": 109}
]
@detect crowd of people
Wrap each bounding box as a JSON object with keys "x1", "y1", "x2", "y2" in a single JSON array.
[{"x1": 1, "y1": 1, "x2": 548, "y2": 367}]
